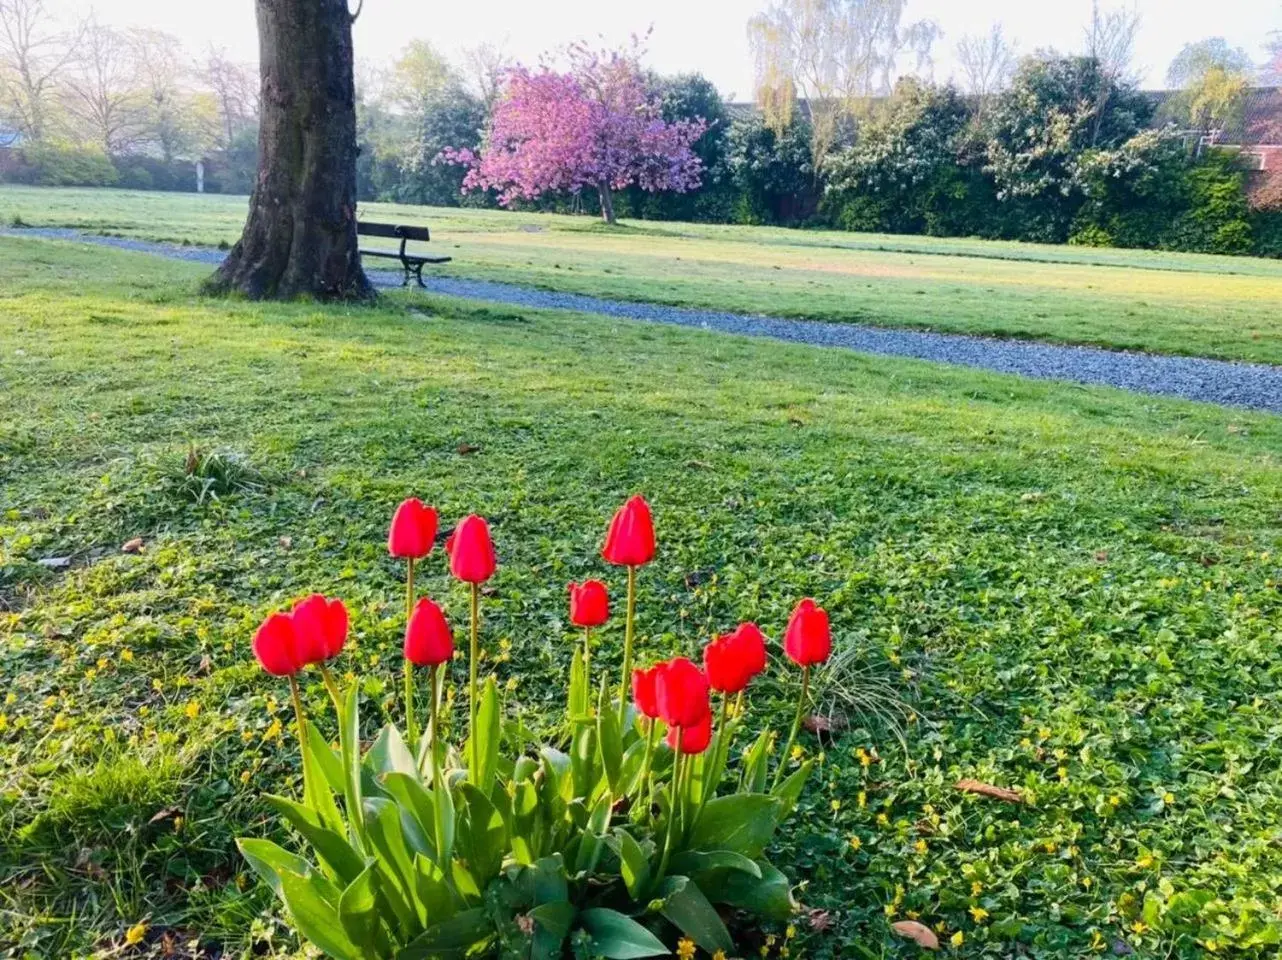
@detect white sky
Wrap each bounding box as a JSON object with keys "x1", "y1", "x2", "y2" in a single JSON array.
[{"x1": 43, "y1": 0, "x2": 1282, "y2": 97}]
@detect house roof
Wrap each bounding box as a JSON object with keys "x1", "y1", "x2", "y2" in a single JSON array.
[{"x1": 1147, "y1": 87, "x2": 1282, "y2": 145}]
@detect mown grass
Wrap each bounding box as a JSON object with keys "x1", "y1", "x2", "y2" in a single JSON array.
[
  {"x1": 1, "y1": 235, "x2": 1281, "y2": 959},
  {"x1": 2, "y1": 184, "x2": 1282, "y2": 365}
]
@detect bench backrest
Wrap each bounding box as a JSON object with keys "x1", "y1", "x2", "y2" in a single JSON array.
[{"x1": 357, "y1": 222, "x2": 431, "y2": 242}]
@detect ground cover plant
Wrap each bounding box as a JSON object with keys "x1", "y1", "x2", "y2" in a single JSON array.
[
  {"x1": 3, "y1": 185, "x2": 1282, "y2": 365},
  {"x1": 1, "y1": 235, "x2": 1282, "y2": 959}
]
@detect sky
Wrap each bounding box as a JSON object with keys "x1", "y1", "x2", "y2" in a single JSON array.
[{"x1": 41, "y1": 0, "x2": 1282, "y2": 97}]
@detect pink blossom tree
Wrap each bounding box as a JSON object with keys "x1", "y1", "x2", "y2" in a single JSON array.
[{"x1": 442, "y1": 43, "x2": 708, "y2": 223}]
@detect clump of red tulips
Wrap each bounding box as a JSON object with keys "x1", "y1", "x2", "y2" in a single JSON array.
[{"x1": 241, "y1": 494, "x2": 833, "y2": 960}]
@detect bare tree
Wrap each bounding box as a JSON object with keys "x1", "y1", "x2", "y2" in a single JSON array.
[
  {"x1": 62, "y1": 15, "x2": 147, "y2": 152},
  {"x1": 955, "y1": 22, "x2": 1016, "y2": 113},
  {"x1": 1264, "y1": 29, "x2": 1281, "y2": 85},
  {"x1": 461, "y1": 40, "x2": 511, "y2": 108},
  {"x1": 747, "y1": 0, "x2": 939, "y2": 174},
  {"x1": 129, "y1": 28, "x2": 190, "y2": 161},
  {"x1": 203, "y1": 46, "x2": 258, "y2": 149},
  {"x1": 0, "y1": 0, "x2": 80, "y2": 140},
  {"x1": 1084, "y1": 0, "x2": 1141, "y2": 145}
]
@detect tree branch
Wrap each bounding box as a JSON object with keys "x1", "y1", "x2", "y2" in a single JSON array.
[{"x1": 349, "y1": 0, "x2": 363, "y2": 23}]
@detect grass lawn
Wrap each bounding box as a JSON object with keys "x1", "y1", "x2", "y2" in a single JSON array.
[
  {"x1": 3, "y1": 184, "x2": 1282, "y2": 365},
  {"x1": 2, "y1": 234, "x2": 1282, "y2": 959}
]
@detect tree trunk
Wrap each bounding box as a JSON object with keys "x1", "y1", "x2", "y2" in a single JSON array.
[
  {"x1": 206, "y1": 0, "x2": 372, "y2": 300},
  {"x1": 598, "y1": 182, "x2": 616, "y2": 224}
]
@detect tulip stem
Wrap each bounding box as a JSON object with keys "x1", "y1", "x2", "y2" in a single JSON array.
[
  {"x1": 638, "y1": 717, "x2": 657, "y2": 811},
  {"x1": 427, "y1": 664, "x2": 440, "y2": 787},
  {"x1": 319, "y1": 664, "x2": 343, "y2": 716},
  {"x1": 618, "y1": 564, "x2": 637, "y2": 727},
  {"x1": 468, "y1": 580, "x2": 480, "y2": 779},
  {"x1": 656, "y1": 731, "x2": 682, "y2": 885},
  {"x1": 404, "y1": 558, "x2": 418, "y2": 747},
  {"x1": 583, "y1": 626, "x2": 591, "y2": 677},
  {"x1": 288, "y1": 674, "x2": 308, "y2": 751},
  {"x1": 773, "y1": 665, "x2": 810, "y2": 790}
]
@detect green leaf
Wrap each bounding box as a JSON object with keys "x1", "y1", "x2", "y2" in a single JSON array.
[
  {"x1": 597, "y1": 677, "x2": 623, "y2": 795},
  {"x1": 279, "y1": 867, "x2": 362, "y2": 960},
  {"x1": 381, "y1": 773, "x2": 437, "y2": 857},
  {"x1": 365, "y1": 723, "x2": 418, "y2": 779},
  {"x1": 337, "y1": 862, "x2": 382, "y2": 958},
  {"x1": 574, "y1": 792, "x2": 612, "y2": 876},
  {"x1": 340, "y1": 683, "x2": 367, "y2": 849},
  {"x1": 302, "y1": 720, "x2": 346, "y2": 831},
  {"x1": 579, "y1": 908, "x2": 670, "y2": 959},
  {"x1": 709, "y1": 859, "x2": 796, "y2": 922},
  {"x1": 396, "y1": 908, "x2": 493, "y2": 960},
  {"x1": 263, "y1": 793, "x2": 365, "y2": 885},
  {"x1": 472, "y1": 676, "x2": 501, "y2": 793},
  {"x1": 609, "y1": 829, "x2": 652, "y2": 901},
  {"x1": 771, "y1": 760, "x2": 813, "y2": 821},
  {"x1": 668, "y1": 850, "x2": 761, "y2": 881},
  {"x1": 237, "y1": 837, "x2": 313, "y2": 897},
  {"x1": 658, "y1": 876, "x2": 734, "y2": 956},
  {"x1": 306, "y1": 721, "x2": 347, "y2": 795},
  {"x1": 530, "y1": 901, "x2": 576, "y2": 960},
  {"x1": 569, "y1": 722, "x2": 598, "y2": 801},
  {"x1": 411, "y1": 854, "x2": 456, "y2": 926},
  {"x1": 687, "y1": 794, "x2": 781, "y2": 858},
  {"x1": 568, "y1": 647, "x2": 589, "y2": 720},
  {"x1": 741, "y1": 729, "x2": 771, "y2": 794},
  {"x1": 456, "y1": 782, "x2": 505, "y2": 886}
]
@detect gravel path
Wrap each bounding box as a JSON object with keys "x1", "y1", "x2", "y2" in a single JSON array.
[{"x1": 7, "y1": 227, "x2": 1281, "y2": 414}]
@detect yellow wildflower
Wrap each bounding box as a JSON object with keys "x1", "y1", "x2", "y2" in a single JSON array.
[
  {"x1": 1082, "y1": 876, "x2": 1093, "y2": 889},
  {"x1": 676, "y1": 937, "x2": 696, "y2": 960},
  {"x1": 969, "y1": 907, "x2": 989, "y2": 923},
  {"x1": 1043, "y1": 842, "x2": 1057, "y2": 854},
  {"x1": 971, "y1": 881, "x2": 983, "y2": 896},
  {"x1": 1163, "y1": 792, "x2": 1175, "y2": 804},
  {"x1": 914, "y1": 839, "x2": 928, "y2": 854},
  {"x1": 240, "y1": 770, "x2": 251, "y2": 785},
  {"x1": 51, "y1": 712, "x2": 68, "y2": 732},
  {"x1": 1131, "y1": 921, "x2": 1148, "y2": 934},
  {"x1": 263, "y1": 718, "x2": 283, "y2": 742},
  {"x1": 121, "y1": 648, "x2": 134, "y2": 662},
  {"x1": 0, "y1": 714, "x2": 7, "y2": 732},
  {"x1": 125, "y1": 923, "x2": 147, "y2": 945},
  {"x1": 1135, "y1": 854, "x2": 1154, "y2": 869},
  {"x1": 712, "y1": 952, "x2": 726, "y2": 960},
  {"x1": 830, "y1": 799, "x2": 841, "y2": 812},
  {"x1": 857, "y1": 790, "x2": 867, "y2": 808},
  {"x1": 1057, "y1": 766, "x2": 1068, "y2": 781},
  {"x1": 848, "y1": 835, "x2": 862, "y2": 852},
  {"x1": 184, "y1": 701, "x2": 201, "y2": 719},
  {"x1": 876, "y1": 813, "x2": 889, "y2": 827},
  {"x1": 4, "y1": 693, "x2": 15, "y2": 705},
  {"x1": 785, "y1": 925, "x2": 796, "y2": 940},
  {"x1": 951, "y1": 931, "x2": 964, "y2": 947},
  {"x1": 883, "y1": 903, "x2": 897, "y2": 918},
  {"x1": 790, "y1": 745, "x2": 805, "y2": 762}
]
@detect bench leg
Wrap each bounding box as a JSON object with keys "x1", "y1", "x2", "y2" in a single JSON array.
[{"x1": 413, "y1": 262, "x2": 425, "y2": 288}]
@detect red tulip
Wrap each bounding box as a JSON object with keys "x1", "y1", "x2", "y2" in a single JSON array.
[
  {"x1": 632, "y1": 665, "x2": 660, "y2": 719},
  {"x1": 569, "y1": 580, "x2": 609, "y2": 628},
  {"x1": 253, "y1": 611, "x2": 302, "y2": 676},
  {"x1": 291, "y1": 594, "x2": 349, "y2": 666},
  {"x1": 666, "y1": 710, "x2": 713, "y2": 755},
  {"x1": 446, "y1": 514, "x2": 496, "y2": 583},
  {"x1": 653, "y1": 656, "x2": 710, "y2": 729},
  {"x1": 783, "y1": 599, "x2": 832, "y2": 667},
  {"x1": 405, "y1": 597, "x2": 454, "y2": 666},
  {"x1": 703, "y1": 621, "x2": 768, "y2": 694},
  {"x1": 388, "y1": 498, "x2": 439, "y2": 559},
  {"x1": 601, "y1": 495, "x2": 656, "y2": 567}
]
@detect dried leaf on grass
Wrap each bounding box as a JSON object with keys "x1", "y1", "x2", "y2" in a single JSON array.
[
  {"x1": 891, "y1": 920, "x2": 939, "y2": 949},
  {"x1": 955, "y1": 778, "x2": 1024, "y2": 804}
]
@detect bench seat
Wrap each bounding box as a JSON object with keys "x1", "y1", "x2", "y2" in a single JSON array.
[{"x1": 357, "y1": 221, "x2": 451, "y2": 287}]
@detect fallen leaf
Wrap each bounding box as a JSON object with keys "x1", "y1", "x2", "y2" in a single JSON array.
[
  {"x1": 804, "y1": 713, "x2": 850, "y2": 735},
  {"x1": 148, "y1": 806, "x2": 183, "y2": 825},
  {"x1": 456, "y1": 442, "x2": 481, "y2": 455},
  {"x1": 121, "y1": 537, "x2": 144, "y2": 554},
  {"x1": 806, "y1": 908, "x2": 833, "y2": 932},
  {"x1": 685, "y1": 459, "x2": 713, "y2": 470},
  {"x1": 955, "y1": 778, "x2": 1024, "y2": 804},
  {"x1": 891, "y1": 920, "x2": 939, "y2": 950},
  {"x1": 278, "y1": 536, "x2": 293, "y2": 550}
]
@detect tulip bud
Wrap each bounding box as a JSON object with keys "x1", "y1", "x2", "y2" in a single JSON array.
[
  {"x1": 388, "y1": 498, "x2": 439, "y2": 559},
  {"x1": 783, "y1": 599, "x2": 832, "y2": 667},
  {"x1": 253, "y1": 611, "x2": 302, "y2": 676},
  {"x1": 568, "y1": 580, "x2": 609, "y2": 628},
  {"x1": 404, "y1": 597, "x2": 454, "y2": 666},
  {"x1": 601, "y1": 495, "x2": 656, "y2": 567},
  {"x1": 291, "y1": 594, "x2": 349, "y2": 666},
  {"x1": 446, "y1": 514, "x2": 496, "y2": 583}
]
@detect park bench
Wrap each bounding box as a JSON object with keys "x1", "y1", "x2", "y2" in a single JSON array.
[{"x1": 356, "y1": 221, "x2": 451, "y2": 287}]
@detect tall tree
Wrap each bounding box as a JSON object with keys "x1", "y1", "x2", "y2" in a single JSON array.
[
  {"x1": 461, "y1": 41, "x2": 511, "y2": 109},
  {"x1": 62, "y1": 16, "x2": 148, "y2": 153},
  {"x1": 1166, "y1": 38, "x2": 1253, "y2": 142},
  {"x1": 445, "y1": 42, "x2": 707, "y2": 223},
  {"x1": 130, "y1": 29, "x2": 191, "y2": 162},
  {"x1": 955, "y1": 23, "x2": 1016, "y2": 115},
  {"x1": 1083, "y1": 0, "x2": 1141, "y2": 146},
  {"x1": 207, "y1": 0, "x2": 371, "y2": 300},
  {"x1": 0, "y1": 0, "x2": 79, "y2": 141},
  {"x1": 747, "y1": 0, "x2": 939, "y2": 175},
  {"x1": 203, "y1": 47, "x2": 258, "y2": 151}
]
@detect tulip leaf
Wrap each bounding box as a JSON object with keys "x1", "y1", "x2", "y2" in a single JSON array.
[
  {"x1": 411, "y1": 854, "x2": 456, "y2": 926},
  {"x1": 608, "y1": 828, "x2": 652, "y2": 900},
  {"x1": 574, "y1": 791, "x2": 612, "y2": 876},
  {"x1": 568, "y1": 648, "x2": 589, "y2": 720},
  {"x1": 337, "y1": 862, "x2": 383, "y2": 957},
  {"x1": 278, "y1": 866, "x2": 362, "y2": 960},
  {"x1": 706, "y1": 859, "x2": 797, "y2": 921},
  {"x1": 365, "y1": 723, "x2": 417, "y2": 779},
  {"x1": 457, "y1": 782, "x2": 506, "y2": 886},
  {"x1": 772, "y1": 759, "x2": 814, "y2": 821},
  {"x1": 530, "y1": 901, "x2": 576, "y2": 960},
  {"x1": 658, "y1": 875, "x2": 735, "y2": 956},
  {"x1": 362, "y1": 796, "x2": 418, "y2": 921},
  {"x1": 472, "y1": 676, "x2": 501, "y2": 794},
  {"x1": 741, "y1": 729, "x2": 771, "y2": 794},
  {"x1": 396, "y1": 908, "x2": 494, "y2": 960},
  {"x1": 237, "y1": 837, "x2": 314, "y2": 898},
  {"x1": 339, "y1": 683, "x2": 366, "y2": 849},
  {"x1": 579, "y1": 908, "x2": 670, "y2": 959},
  {"x1": 596, "y1": 678, "x2": 623, "y2": 795},
  {"x1": 569, "y1": 721, "x2": 598, "y2": 801},
  {"x1": 668, "y1": 849, "x2": 761, "y2": 882},
  {"x1": 263, "y1": 793, "x2": 366, "y2": 886},
  {"x1": 687, "y1": 794, "x2": 781, "y2": 858},
  {"x1": 303, "y1": 720, "x2": 346, "y2": 820},
  {"x1": 380, "y1": 773, "x2": 437, "y2": 857}
]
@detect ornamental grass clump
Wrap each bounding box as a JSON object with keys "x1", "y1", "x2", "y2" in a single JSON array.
[{"x1": 239, "y1": 494, "x2": 832, "y2": 959}]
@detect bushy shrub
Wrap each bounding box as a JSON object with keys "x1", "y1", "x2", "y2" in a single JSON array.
[{"x1": 11, "y1": 142, "x2": 119, "y2": 187}]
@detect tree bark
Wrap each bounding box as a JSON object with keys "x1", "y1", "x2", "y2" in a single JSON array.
[
  {"x1": 598, "y1": 181, "x2": 616, "y2": 224},
  {"x1": 206, "y1": 0, "x2": 372, "y2": 300}
]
